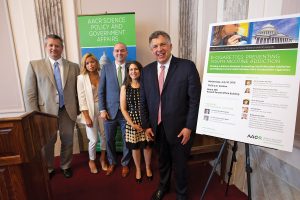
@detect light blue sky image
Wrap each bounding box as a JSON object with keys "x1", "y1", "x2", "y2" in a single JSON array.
[
  {"x1": 81, "y1": 46, "x2": 136, "y2": 63},
  {"x1": 252, "y1": 17, "x2": 299, "y2": 41}
]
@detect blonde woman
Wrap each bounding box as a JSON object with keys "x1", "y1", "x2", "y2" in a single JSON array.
[{"x1": 77, "y1": 53, "x2": 108, "y2": 173}]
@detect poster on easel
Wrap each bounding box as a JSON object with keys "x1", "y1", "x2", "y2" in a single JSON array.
[
  {"x1": 77, "y1": 12, "x2": 136, "y2": 65},
  {"x1": 196, "y1": 14, "x2": 300, "y2": 152}
]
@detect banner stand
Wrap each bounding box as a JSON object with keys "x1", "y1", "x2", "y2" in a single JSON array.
[{"x1": 200, "y1": 140, "x2": 253, "y2": 200}]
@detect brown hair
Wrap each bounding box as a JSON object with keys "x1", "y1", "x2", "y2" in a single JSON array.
[
  {"x1": 44, "y1": 34, "x2": 64, "y2": 46},
  {"x1": 124, "y1": 61, "x2": 143, "y2": 88},
  {"x1": 212, "y1": 26, "x2": 224, "y2": 46}
]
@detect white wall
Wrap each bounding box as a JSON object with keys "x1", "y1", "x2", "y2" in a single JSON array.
[
  {"x1": 62, "y1": 0, "x2": 80, "y2": 64},
  {"x1": 7, "y1": 0, "x2": 42, "y2": 87},
  {"x1": 0, "y1": 0, "x2": 24, "y2": 113}
]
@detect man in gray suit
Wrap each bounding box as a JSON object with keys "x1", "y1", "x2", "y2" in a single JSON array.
[
  {"x1": 24, "y1": 34, "x2": 80, "y2": 179},
  {"x1": 98, "y1": 42, "x2": 131, "y2": 177}
]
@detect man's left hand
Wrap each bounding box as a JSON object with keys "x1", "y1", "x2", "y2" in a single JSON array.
[{"x1": 177, "y1": 128, "x2": 191, "y2": 145}]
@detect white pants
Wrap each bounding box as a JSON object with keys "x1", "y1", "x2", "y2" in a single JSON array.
[{"x1": 85, "y1": 103, "x2": 106, "y2": 160}]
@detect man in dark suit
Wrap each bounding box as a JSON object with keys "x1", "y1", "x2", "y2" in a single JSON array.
[
  {"x1": 140, "y1": 31, "x2": 201, "y2": 200},
  {"x1": 98, "y1": 42, "x2": 131, "y2": 177},
  {"x1": 24, "y1": 34, "x2": 80, "y2": 178}
]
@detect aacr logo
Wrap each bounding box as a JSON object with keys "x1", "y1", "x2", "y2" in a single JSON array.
[{"x1": 247, "y1": 134, "x2": 262, "y2": 140}]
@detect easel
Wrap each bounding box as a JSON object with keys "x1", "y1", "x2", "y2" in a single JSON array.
[{"x1": 200, "y1": 139, "x2": 253, "y2": 200}]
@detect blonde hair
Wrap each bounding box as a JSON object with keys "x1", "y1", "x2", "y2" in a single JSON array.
[{"x1": 80, "y1": 53, "x2": 100, "y2": 74}]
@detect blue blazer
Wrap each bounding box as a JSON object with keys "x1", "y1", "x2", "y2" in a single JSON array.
[
  {"x1": 140, "y1": 56, "x2": 201, "y2": 143},
  {"x1": 98, "y1": 62, "x2": 128, "y2": 119}
]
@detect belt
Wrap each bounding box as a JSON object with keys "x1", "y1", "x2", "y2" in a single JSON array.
[{"x1": 59, "y1": 105, "x2": 65, "y2": 111}]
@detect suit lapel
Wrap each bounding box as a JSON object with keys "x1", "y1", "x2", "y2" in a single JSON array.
[
  {"x1": 151, "y1": 63, "x2": 160, "y2": 95},
  {"x1": 163, "y1": 57, "x2": 178, "y2": 91},
  {"x1": 111, "y1": 63, "x2": 119, "y2": 87},
  {"x1": 62, "y1": 59, "x2": 69, "y2": 88},
  {"x1": 45, "y1": 58, "x2": 56, "y2": 87}
]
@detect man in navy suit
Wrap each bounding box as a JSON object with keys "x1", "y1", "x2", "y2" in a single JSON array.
[
  {"x1": 98, "y1": 42, "x2": 131, "y2": 177},
  {"x1": 140, "y1": 31, "x2": 201, "y2": 200}
]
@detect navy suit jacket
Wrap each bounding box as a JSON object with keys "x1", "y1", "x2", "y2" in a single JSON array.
[
  {"x1": 140, "y1": 56, "x2": 201, "y2": 144},
  {"x1": 98, "y1": 62, "x2": 128, "y2": 119}
]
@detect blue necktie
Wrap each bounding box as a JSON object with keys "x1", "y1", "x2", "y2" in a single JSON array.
[{"x1": 53, "y1": 62, "x2": 64, "y2": 108}]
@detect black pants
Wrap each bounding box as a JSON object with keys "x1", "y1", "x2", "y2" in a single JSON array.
[{"x1": 156, "y1": 123, "x2": 193, "y2": 199}]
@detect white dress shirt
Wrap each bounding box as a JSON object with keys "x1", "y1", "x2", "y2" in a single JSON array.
[
  {"x1": 115, "y1": 61, "x2": 126, "y2": 83},
  {"x1": 157, "y1": 55, "x2": 172, "y2": 80},
  {"x1": 49, "y1": 57, "x2": 64, "y2": 87}
]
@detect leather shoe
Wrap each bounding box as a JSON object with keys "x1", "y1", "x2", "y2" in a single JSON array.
[
  {"x1": 146, "y1": 175, "x2": 153, "y2": 181},
  {"x1": 146, "y1": 168, "x2": 153, "y2": 181},
  {"x1": 61, "y1": 168, "x2": 73, "y2": 178},
  {"x1": 121, "y1": 166, "x2": 129, "y2": 178},
  {"x1": 106, "y1": 165, "x2": 115, "y2": 176},
  {"x1": 151, "y1": 189, "x2": 166, "y2": 200},
  {"x1": 136, "y1": 177, "x2": 142, "y2": 184},
  {"x1": 49, "y1": 170, "x2": 55, "y2": 180}
]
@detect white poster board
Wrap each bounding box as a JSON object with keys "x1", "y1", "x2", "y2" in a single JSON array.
[{"x1": 196, "y1": 14, "x2": 300, "y2": 152}]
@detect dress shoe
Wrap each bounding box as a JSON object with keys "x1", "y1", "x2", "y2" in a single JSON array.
[
  {"x1": 151, "y1": 189, "x2": 166, "y2": 200},
  {"x1": 89, "y1": 160, "x2": 98, "y2": 174},
  {"x1": 121, "y1": 166, "x2": 130, "y2": 178},
  {"x1": 146, "y1": 175, "x2": 153, "y2": 181},
  {"x1": 49, "y1": 170, "x2": 55, "y2": 180},
  {"x1": 106, "y1": 165, "x2": 115, "y2": 176},
  {"x1": 176, "y1": 195, "x2": 188, "y2": 200},
  {"x1": 135, "y1": 169, "x2": 142, "y2": 184},
  {"x1": 61, "y1": 168, "x2": 73, "y2": 178},
  {"x1": 146, "y1": 168, "x2": 153, "y2": 181},
  {"x1": 136, "y1": 177, "x2": 142, "y2": 184}
]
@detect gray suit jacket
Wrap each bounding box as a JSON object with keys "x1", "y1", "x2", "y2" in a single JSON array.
[
  {"x1": 24, "y1": 58, "x2": 80, "y2": 121},
  {"x1": 98, "y1": 62, "x2": 128, "y2": 119}
]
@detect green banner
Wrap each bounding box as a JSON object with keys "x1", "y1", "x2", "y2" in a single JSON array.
[
  {"x1": 78, "y1": 13, "x2": 136, "y2": 47},
  {"x1": 208, "y1": 49, "x2": 297, "y2": 75}
]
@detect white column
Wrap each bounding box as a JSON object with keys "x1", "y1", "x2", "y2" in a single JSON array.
[
  {"x1": 168, "y1": 0, "x2": 179, "y2": 57},
  {"x1": 7, "y1": 0, "x2": 41, "y2": 87},
  {"x1": 62, "y1": 0, "x2": 80, "y2": 63}
]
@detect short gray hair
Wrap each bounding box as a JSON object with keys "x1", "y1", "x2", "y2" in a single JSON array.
[{"x1": 148, "y1": 31, "x2": 171, "y2": 44}]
